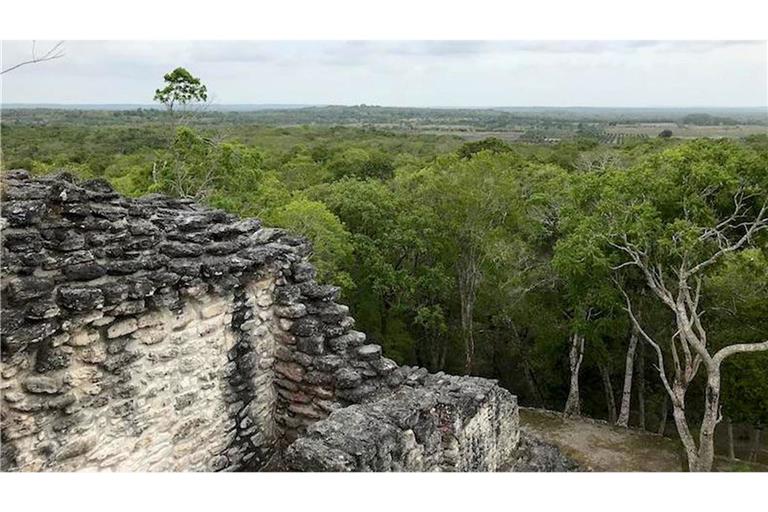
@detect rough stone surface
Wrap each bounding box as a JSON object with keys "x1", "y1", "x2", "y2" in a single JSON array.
[
  {"x1": 283, "y1": 374, "x2": 519, "y2": 472},
  {"x1": 1, "y1": 171, "x2": 534, "y2": 473},
  {"x1": 506, "y1": 429, "x2": 582, "y2": 472}
]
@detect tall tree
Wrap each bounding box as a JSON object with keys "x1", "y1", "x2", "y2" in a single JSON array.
[
  {"x1": 154, "y1": 67, "x2": 208, "y2": 114},
  {"x1": 554, "y1": 171, "x2": 624, "y2": 417},
  {"x1": 588, "y1": 140, "x2": 768, "y2": 471},
  {"x1": 408, "y1": 152, "x2": 526, "y2": 374}
]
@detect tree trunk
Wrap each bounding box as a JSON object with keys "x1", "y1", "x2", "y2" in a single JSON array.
[
  {"x1": 636, "y1": 341, "x2": 646, "y2": 430},
  {"x1": 617, "y1": 327, "x2": 639, "y2": 427},
  {"x1": 750, "y1": 427, "x2": 763, "y2": 462},
  {"x1": 523, "y1": 360, "x2": 545, "y2": 408},
  {"x1": 564, "y1": 333, "x2": 585, "y2": 416},
  {"x1": 725, "y1": 417, "x2": 735, "y2": 460},
  {"x1": 599, "y1": 361, "x2": 617, "y2": 424},
  {"x1": 692, "y1": 372, "x2": 721, "y2": 472},
  {"x1": 669, "y1": 386, "x2": 699, "y2": 471},
  {"x1": 438, "y1": 338, "x2": 448, "y2": 371},
  {"x1": 380, "y1": 301, "x2": 390, "y2": 342},
  {"x1": 658, "y1": 393, "x2": 668, "y2": 436},
  {"x1": 661, "y1": 362, "x2": 724, "y2": 472},
  {"x1": 457, "y1": 255, "x2": 479, "y2": 376},
  {"x1": 461, "y1": 300, "x2": 475, "y2": 374}
]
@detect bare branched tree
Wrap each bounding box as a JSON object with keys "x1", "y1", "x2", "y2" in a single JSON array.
[
  {"x1": 612, "y1": 190, "x2": 768, "y2": 471},
  {"x1": 1, "y1": 41, "x2": 65, "y2": 75},
  {"x1": 153, "y1": 131, "x2": 225, "y2": 200},
  {"x1": 575, "y1": 151, "x2": 623, "y2": 173}
]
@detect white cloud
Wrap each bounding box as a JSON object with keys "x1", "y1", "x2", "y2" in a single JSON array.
[{"x1": 1, "y1": 40, "x2": 766, "y2": 106}]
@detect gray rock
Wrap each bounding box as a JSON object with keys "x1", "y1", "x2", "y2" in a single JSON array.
[
  {"x1": 274, "y1": 285, "x2": 302, "y2": 305},
  {"x1": 327, "y1": 330, "x2": 366, "y2": 353},
  {"x1": 356, "y1": 344, "x2": 382, "y2": 361},
  {"x1": 508, "y1": 430, "x2": 581, "y2": 472},
  {"x1": 23, "y1": 375, "x2": 62, "y2": 394},
  {"x1": 35, "y1": 343, "x2": 72, "y2": 373},
  {"x1": 291, "y1": 317, "x2": 321, "y2": 337},
  {"x1": 57, "y1": 286, "x2": 104, "y2": 311},
  {"x1": 314, "y1": 355, "x2": 344, "y2": 373},
  {"x1": 158, "y1": 241, "x2": 203, "y2": 257},
  {"x1": 297, "y1": 335, "x2": 325, "y2": 355},
  {"x1": 334, "y1": 367, "x2": 362, "y2": 389},
  {"x1": 8, "y1": 277, "x2": 54, "y2": 303},
  {"x1": 63, "y1": 262, "x2": 107, "y2": 281},
  {"x1": 298, "y1": 282, "x2": 340, "y2": 302},
  {"x1": 274, "y1": 303, "x2": 307, "y2": 319},
  {"x1": 371, "y1": 357, "x2": 398, "y2": 375}
]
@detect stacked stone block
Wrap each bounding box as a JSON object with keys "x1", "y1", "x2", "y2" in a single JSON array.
[
  {"x1": 270, "y1": 264, "x2": 400, "y2": 442},
  {"x1": 1, "y1": 171, "x2": 295, "y2": 471}
]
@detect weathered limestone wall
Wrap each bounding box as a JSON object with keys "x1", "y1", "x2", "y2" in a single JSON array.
[
  {"x1": 283, "y1": 373, "x2": 519, "y2": 471},
  {"x1": 2, "y1": 289, "x2": 278, "y2": 471},
  {"x1": 1, "y1": 171, "x2": 290, "y2": 471},
  {"x1": 1, "y1": 170, "x2": 524, "y2": 472}
]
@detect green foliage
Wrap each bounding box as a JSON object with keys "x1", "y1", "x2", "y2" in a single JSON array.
[
  {"x1": 154, "y1": 67, "x2": 208, "y2": 112},
  {"x1": 708, "y1": 250, "x2": 768, "y2": 425},
  {"x1": 152, "y1": 127, "x2": 263, "y2": 200},
  {"x1": 266, "y1": 199, "x2": 354, "y2": 291},
  {"x1": 457, "y1": 137, "x2": 514, "y2": 159},
  {"x1": 3, "y1": 108, "x2": 767, "y2": 441},
  {"x1": 557, "y1": 138, "x2": 768, "y2": 423},
  {"x1": 327, "y1": 148, "x2": 394, "y2": 180}
]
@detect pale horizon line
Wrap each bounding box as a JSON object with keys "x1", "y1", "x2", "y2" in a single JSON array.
[{"x1": 3, "y1": 102, "x2": 767, "y2": 110}]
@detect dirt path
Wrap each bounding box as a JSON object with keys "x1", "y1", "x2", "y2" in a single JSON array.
[{"x1": 519, "y1": 408, "x2": 767, "y2": 472}]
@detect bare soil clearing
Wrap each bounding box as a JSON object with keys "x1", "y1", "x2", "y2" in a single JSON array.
[{"x1": 520, "y1": 408, "x2": 768, "y2": 472}]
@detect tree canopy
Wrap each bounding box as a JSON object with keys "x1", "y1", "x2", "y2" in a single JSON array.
[{"x1": 154, "y1": 67, "x2": 208, "y2": 112}]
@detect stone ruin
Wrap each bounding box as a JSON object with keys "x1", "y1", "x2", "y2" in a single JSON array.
[{"x1": 0, "y1": 170, "x2": 522, "y2": 472}]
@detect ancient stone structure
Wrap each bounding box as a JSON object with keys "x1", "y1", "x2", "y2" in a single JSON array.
[
  {"x1": 284, "y1": 373, "x2": 519, "y2": 471},
  {"x1": 1, "y1": 170, "x2": 520, "y2": 472}
]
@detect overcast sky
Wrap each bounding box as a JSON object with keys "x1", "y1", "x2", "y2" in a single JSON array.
[{"x1": 1, "y1": 40, "x2": 766, "y2": 107}]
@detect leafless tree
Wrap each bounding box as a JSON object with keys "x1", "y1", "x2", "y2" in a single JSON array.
[
  {"x1": 612, "y1": 190, "x2": 768, "y2": 471},
  {"x1": 176, "y1": 93, "x2": 217, "y2": 127},
  {"x1": 1, "y1": 41, "x2": 65, "y2": 75},
  {"x1": 152, "y1": 131, "x2": 225, "y2": 200},
  {"x1": 575, "y1": 151, "x2": 624, "y2": 173}
]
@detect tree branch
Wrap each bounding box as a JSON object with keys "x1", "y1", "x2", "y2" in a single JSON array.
[
  {"x1": 713, "y1": 340, "x2": 768, "y2": 366},
  {"x1": 686, "y1": 200, "x2": 768, "y2": 278},
  {"x1": 1, "y1": 41, "x2": 65, "y2": 75},
  {"x1": 618, "y1": 284, "x2": 676, "y2": 401}
]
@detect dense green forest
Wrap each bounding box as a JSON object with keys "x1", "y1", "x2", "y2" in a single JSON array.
[{"x1": 2, "y1": 97, "x2": 767, "y2": 470}]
